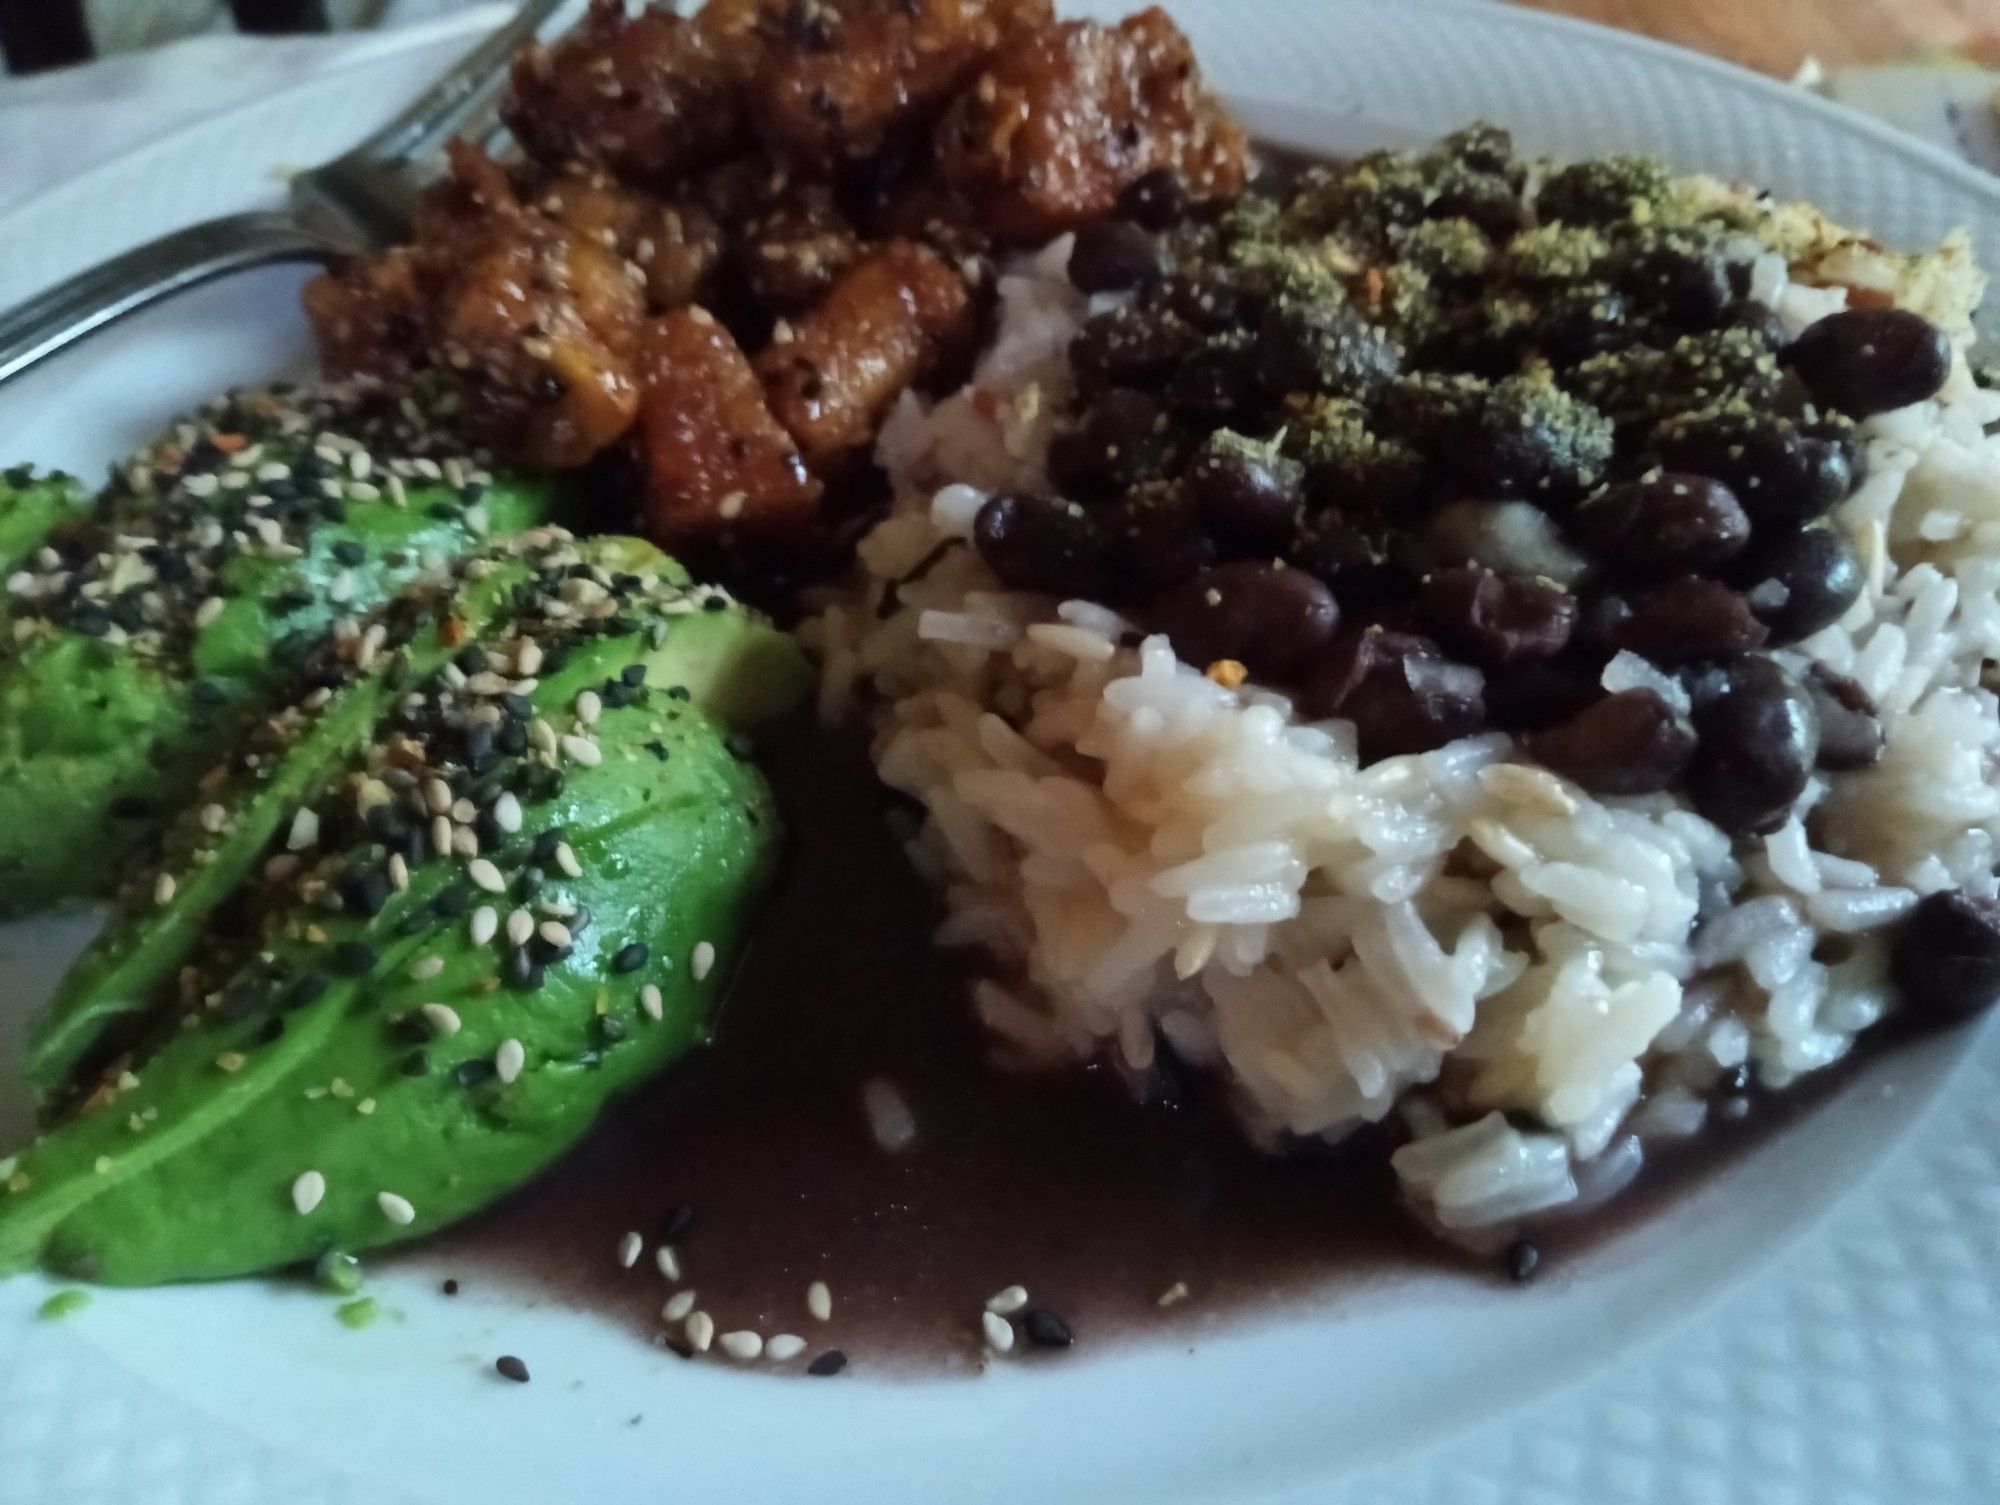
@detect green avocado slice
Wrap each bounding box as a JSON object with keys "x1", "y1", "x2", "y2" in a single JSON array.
[
  {"x1": 0, "y1": 468, "x2": 87, "y2": 575},
  {"x1": 0, "y1": 383, "x2": 570, "y2": 918},
  {"x1": 0, "y1": 532, "x2": 809, "y2": 1284}
]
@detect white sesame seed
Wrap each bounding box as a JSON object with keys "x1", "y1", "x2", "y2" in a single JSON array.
[
  {"x1": 575, "y1": 690, "x2": 602, "y2": 726},
  {"x1": 387, "y1": 852, "x2": 410, "y2": 892},
  {"x1": 378, "y1": 1191, "x2": 416, "y2": 1226},
  {"x1": 529, "y1": 718, "x2": 559, "y2": 754},
  {"x1": 981, "y1": 1311, "x2": 1015, "y2": 1354},
  {"x1": 561, "y1": 733, "x2": 603, "y2": 767},
  {"x1": 496, "y1": 1038, "x2": 525, "y2": 1084},
  {"x1": 691, "y1": 941, "x2": 716, "y2": 981},
  {"x1": 554, "y1": 842, "x2": 583, "y2": 879},
  {"x1": 986, "y1": 1284, "x2": 1029, "y2": 1316},
  {"x1": 640, "y1": 984, "x2": 664, "y2": 1021},
  {"x1": 766, "y1": 1334, "x2": 807, "y2": 1362},
  {"x1": 617, "y1": 1230, "x2": 644, "y2": 1269},
  {"x1": 291, "y1": 1171, "x2": 326, "y2": 1215},
  {"x1": 468, "y1": 858, "x2": 506, "y2": 893},
  {"x1": 492, "y1": 791, "x2": 523, "y2": 834},
  {"x1": 420, "y1": 1003, "x2": 463, "y2": 1037},
  {"x1": 862, "y1": 1077, "x2": 917, "y2": 1154},
  {"x1": 431, "y1": 814, "x2": 454, "y2": 855},
  {"x1": 506, "y1": 908, "x2": 535, "y2": 947},
  {"x1": 194, "y1": 596, "x2": 226, "y2": 628},
  {"x1": 471, "y1": 906, "x2": 499, "y2": 945},
  {"x1": 807, "y1": 1281, "x2": 832, "y2": 1322},
  {"x1": 662, "y1": 1289, "x2": 697, "y2": 1322},
  {"x1": 410, "y1": 954, "x2": 445, "y2": 981},
  {"x1": 718, "y1": 1330, "x2": 763, "y2": 1361},
  {"x1": 425, "y1": 777, "x2": 453, "y2": 814},
  {"x1": 538, "y1": 920, "x2": 573, "y2": 950},
  {"x1": 655, "y1": 1245, "x2": 681, "y2": 1281},
  {"x1": 685, "y1": 1311, "x2": 715, "y2": 1353},
  {"x1": 515, "y1": 639, "x2": 544, "y2": 677},
  {"x1": 287, "y1": 808, "x2": 319, "y2": 850},
  {"x1": 153, "y1": 872, "x2": 177, "y2": 905},
  {"x1": 450, "y1": 797, "x2": 476, "y2": 825},
  {"x1": 453, "y1": 827, "x2": 481, "y2": 859}
]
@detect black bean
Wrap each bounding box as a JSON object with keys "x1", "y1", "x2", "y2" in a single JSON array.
[
  {"x1": 1166, "y1": 340, "x2": 1265, "y2": 427},
  {"x1": 1526, "y1": 688, "x2": 1696, "y2": 794},
  {"x1": 1046, "y1": 390, "x2": 1173, "y2": 500},
  {"x1": 1803, "y1": 663, "x2": 1885, "y2": 771},
  {"x1": 1614, "y1": 242, "x2": 1733, "y2": 330},
  {"x1": 1161, "y1": 273, "x2": 1264, "y2": 334},
  {"x1": 1533, "y1": 282, "x2": 1634, "y2": 365},
  {"x1": 1301, "y1": 629, "x2": 1487, "y2": 761},
  {"x1": 1190, "y1": 445, "x2": 1302, "y2": 557},
  {"x1": 1733, "y1": 523, "x2": 1864, "y2": 644},
  {"x1": 1418, "y1": 567, "x2": 1576, "y2": 668},
  {"x1": 1571, "y1": 474, "x2": 1752, "y2": 580},
  {"x1": 1786, "y1": 308, "x2": 1952, "y2": 418},
  {"x1": 1485, "y1": 659, "x2": 1602, "y2": 732},
  {"x1": 972, "y1": 493, "x2": 1110, "y2": 600},
  {"x1": 1119, "y1": 167, "x2": 1191, "y2": 230},
  {"x1": 1022, "y1": 1308, "x2": 1074, "y2": 1348},
  {"x1": 1890, "y1": 891, "x2": 2000, "y2": 1020},
  {"x1": 1070, "y1": 304, "x2": 1197, "y2": 394},
  {"x1": 1686, "y1": 655, "x2": 1819, "y2": 834},
  {"x1": 1584, "y1": 576, "x2": 1769, "y2": 665},
  {"x1": 1067, "y1": 219, "x2": 1165, "y2": 294},
  {"x1": 1152, "y1": 563, "x2": 1340, "y2": 682},
  {"x1": 1654, "y1": 411, "x2": 1853, "y2": 526},
  {"x1": 494, "y1": 1355, "x2": 530, "y2": 1383}
]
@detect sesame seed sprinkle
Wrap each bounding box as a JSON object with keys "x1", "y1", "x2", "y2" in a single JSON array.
[
  {"x1": 654, "y1": 1245, "x2": 681, "y2": 1281},
  {"x1": 691, "y1": 941, "x2": 715, "y2": 981},
  {"x1": 685, "y1": 1311, "x2": 715, "y2": 1353},
  {"x1": 807, "y1": 1282, "x2": 832, "y2": 1322},
  {"x1": 420, "y1": 1003, "x2": 463, "y2": 1037},
  {"x1": 561, "y1": 733, "x2": 602, "y2": 767},
  {"x1": 493, "y1": 791, "x2": 523, "y2": 833},
  {"x1": 766, "y1": 1334, "x2": 807, "y2": 1362},
  {"x1": 496, "y1": 1038, "x2": 525, "y2": 1084},
  {"x1": 506, "y1": 908, "x2": 535, "y2": 948},
  {"x1": 986, "y1": 1284, "x2": 1029, "y2": 1316},
  {"x1": 554, "y1": 842, "x2": 583, "y2": 878},
  {"x1": 662, "y1": 1290, "x2": 697, "y2": 1323},
  {"x1": 640, "y1": 984, "x2": 664, "y2": 1020},
  {"x1": 718, "y1": 1330, "x2": 763, "y2": 1361},
  {"x1": 409, "y1": 955, "x2": 445, "y2": 981},
  {"x1": 470, "y1": 906, "x2": 499, "y2": 945},
  {"x1": 291, "y1": 1171, "x2": 326, "y2": 1215},
  {"x1": 617, "y1": 1230, "x2": 644, "y2": 1269},
  {"x1": 576, "y1": 689, "x2": 602, "y2": 726},
  {"x1": 378, "y1": 1191, "x2": 416, "y2": 1226},
  {"x1": 981, "y1": 1311, "x2": 1015, "y2": 1354},
  {"x1": 468, "y1": 858, "x2": 506, "y2": 893},
  {"x1": 538, "y1": 920, "x2": 572, "y2": 949},
  {"x1": 153, "y1": 872, "x2": 177, "y2": 905}
]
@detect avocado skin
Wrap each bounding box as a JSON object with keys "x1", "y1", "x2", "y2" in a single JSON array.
[
  {"x1": 0, "y1": 538, "x2": 808, "y2": 1284},
  {"x1": 0, "y1": 469, "x2": 560, "y2": 917}
]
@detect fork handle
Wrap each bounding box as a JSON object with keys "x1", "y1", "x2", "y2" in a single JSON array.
[{"x1": 0, "y1": 212, "x2": 345, "y2": 387}]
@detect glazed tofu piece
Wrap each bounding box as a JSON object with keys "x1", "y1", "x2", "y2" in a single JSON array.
[
  {"x1": 753, "y1": 0, "x2": 1053, "y2": 169},
  {"x1": 503, "y1": 0, "x2": 758, "y2": 185},
  {"x1": 302, "y1": 249, "x2": 432, "y2": 379},
  {"x1": 530, "y1": 168, "x2": 726, "y2": 312},
  {"x1": 758, "y1": 239, "x2": 976, "y2": 470},
  {"x1": 935, "y1": 8, "x2": 1246, "y2": 243},
  {"x1": 636, "y1": 307, "x2": 825, "y2": 548},
  {"x1": 435, "y1": 221, "x2": 646, "y2": 470},
  {"x1": 696, "y1": 159, "x2": 865, "y2": 312}
]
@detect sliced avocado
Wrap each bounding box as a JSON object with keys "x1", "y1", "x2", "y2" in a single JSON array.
[
  {"x1": 0, "y1": 532, "x2": 808, "y2": 1284},
  {"x1": 0, "y1": 467, "x2": 86, "y2": 574},
  {"x1": 0, "y1": 382, "x2": 570, "y2": 917}
]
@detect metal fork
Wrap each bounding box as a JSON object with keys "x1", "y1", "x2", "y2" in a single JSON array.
[{"x1": 0, "y1": 0, "x2": 570, "y2": 387}]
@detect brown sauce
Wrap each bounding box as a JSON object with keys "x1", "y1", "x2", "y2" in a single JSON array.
[{"x1": 411, "y1": 723, "x2": 1950, "y2": 1371}]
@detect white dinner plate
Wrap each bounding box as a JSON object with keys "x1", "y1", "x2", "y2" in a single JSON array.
[{"x1": 1, "y1": 4, "x2": 1997, "y2": 1502}]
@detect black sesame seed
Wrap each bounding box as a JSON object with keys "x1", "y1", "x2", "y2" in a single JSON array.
[
  {"x1": 285, "y1": 972, "x2": 329, "y2": 1010},
  {"x1": 494, "y1": 1355, "x2": 531, "y2": 1384},
  {"x1": 255, "y1": 1017, "x2": 286, "y2": 1045},
  {"x1": 339, "y1": 867, "x2": 392, "y2": 918},
  {"x1": 455, "y1": 1058, "x2": 497, "y2": 1088},
  {"x1": 332, "y1": 540, "x2": 366, "y2": 567},
  {"x1": 531, "y1": 830, "x2": 563, "y2": 863},
  {"x1": 504, "y1": 947, "x2": 538, "y2": 990},
  {"x1": 432, "y1": 882, "x2": 472, "y2": 918},
  {"x1": 612, "y1": 942, "x2": 648, "y2": 973},
  {"x1": 598, "y1": 1016, "x2": 627, "y2": 1044},
  {"x1": 806, "y1": 1350, "x2": 848, "y2": 1377},
  {"x1": 328, "y1": 941, "x2": 376, "y2": 977},
  {"x1": 1504, "y1": 1239, "x2": 1541, "y2": 1284},
  {"x1": 620, "y1": 663, "x2": 647, "y2": 686},
  {"x1": 442, "y1": 1279, "x2": 460, "y2": 1296},
  {"x1": 1022, "y1": 1308, "x2": 1073, "y2": 1348},
  {"x1": 400, "y1": 1049, "x2": 431, "y2": 1077}
]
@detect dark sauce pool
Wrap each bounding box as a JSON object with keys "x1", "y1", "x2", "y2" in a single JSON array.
[{"x1": 411, "y1": 723, "x2": 1945, "y2": 1372}]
